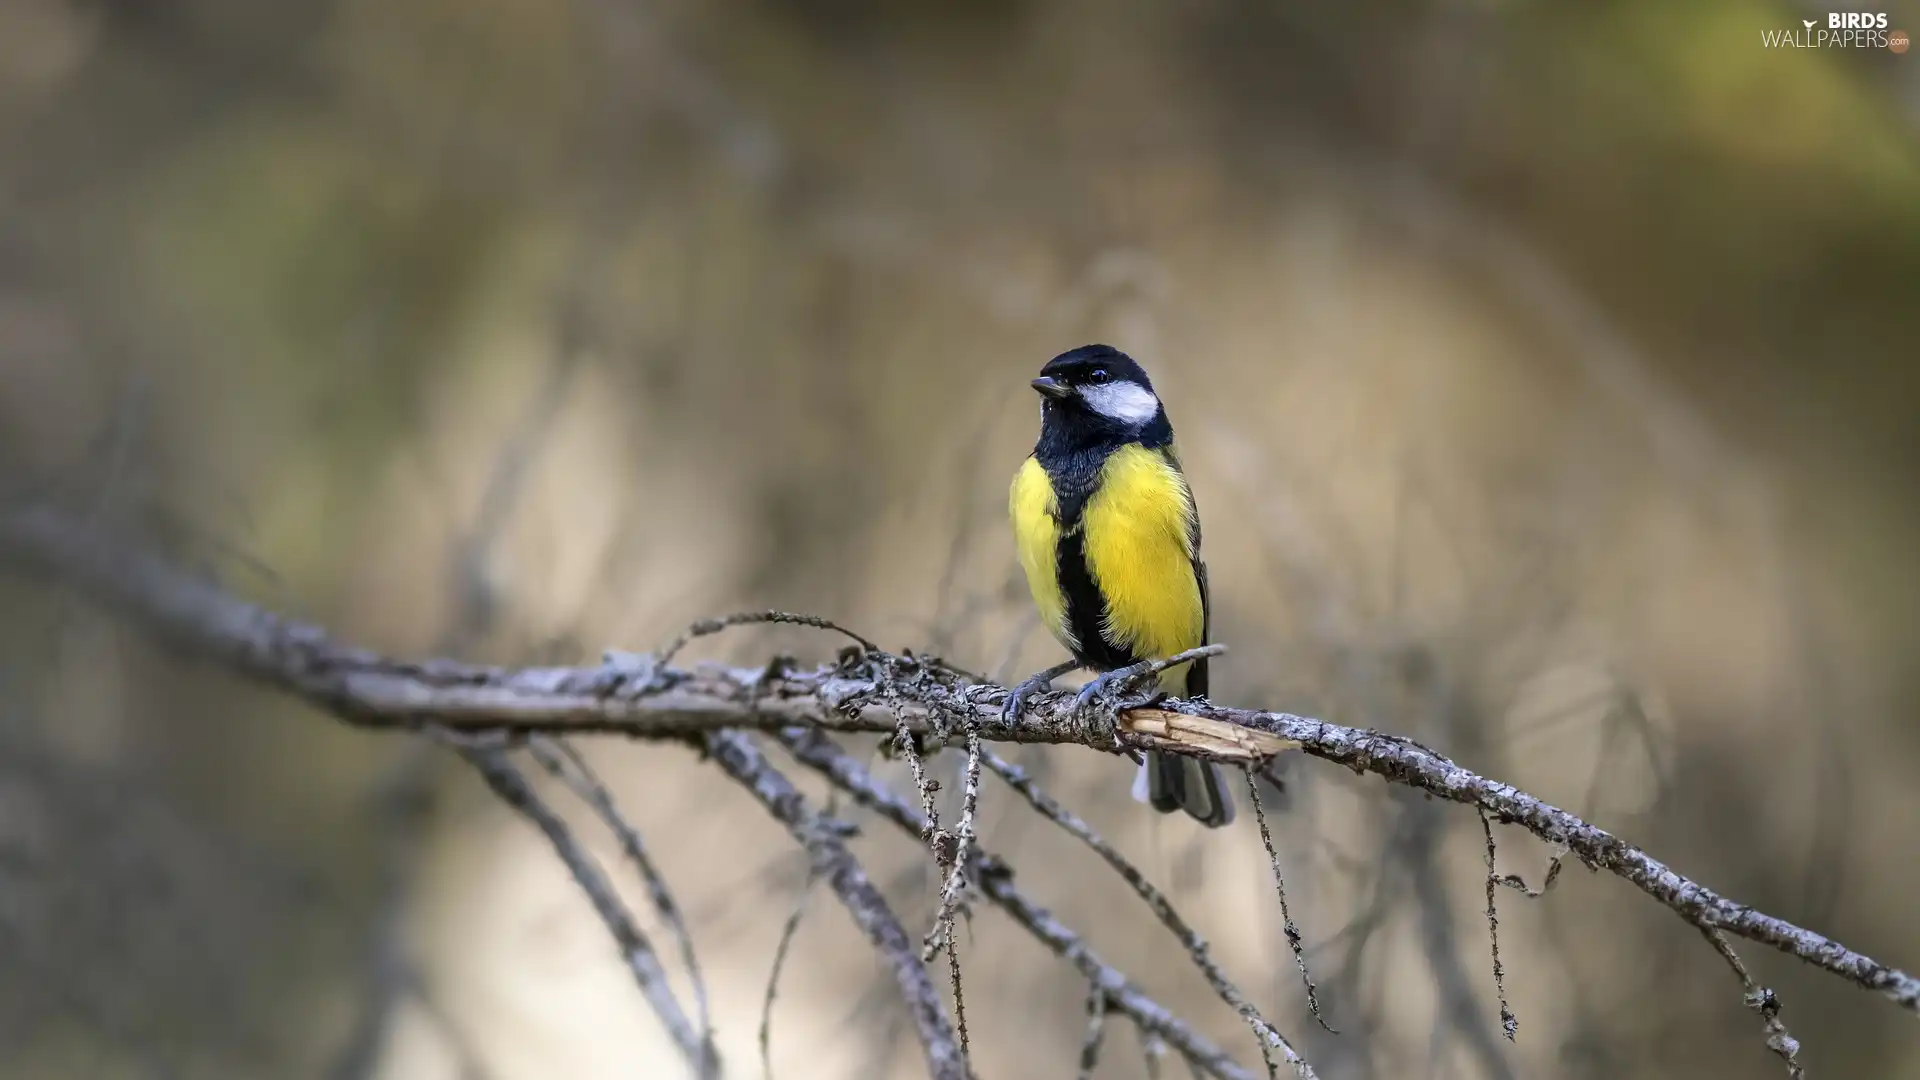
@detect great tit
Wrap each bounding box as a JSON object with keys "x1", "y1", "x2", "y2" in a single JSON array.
[{"x1": 1006, "y1": 344, "x2": 1234, "y2": 827}]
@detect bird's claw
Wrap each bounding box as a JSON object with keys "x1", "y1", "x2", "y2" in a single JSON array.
[
  {"x1": 1072, "y1": 669, "x2": 1137, "y2": 751},
  {"x1": 1073, "y1": 667, "x2": 1135, "y2": 712},
  {"x1": 1001, "y1": 671, "x2": 1055, "y2": 725}
]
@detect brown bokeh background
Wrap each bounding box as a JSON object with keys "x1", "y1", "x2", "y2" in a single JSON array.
[{"x1": 2, "y1": 1, "x2": 1917, "y2": 1077}]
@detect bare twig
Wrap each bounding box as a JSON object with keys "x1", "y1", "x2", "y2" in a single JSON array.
[
  {"x1": 921, "y1": 719, "x2": 984, "y2": 1071},
  {"x1": 406, "y1": 969, "x2": 497, "y2": 1080},
  {"x1": 880, "y1": 672, "x2": 977, "y2": 1069},
  {"x1": 893, "y1": 723, "x2": 944, "y2": 843},
  {"x1": 1078, "y1": 981, "x2": 1109, "y2": 1080},
  {"x1": 700, "y1": 730, "x2": 967, "y2": 1080},
  {"x1": 1477, "y1": 810, "x2": 1519, "y2": 1041},
  {"x1": 944, "y1": 925, "x2": 973, "y2": 1072},
  {"x1": 923, "y1": 720, "x2": 982, "y2": 958},
  {"x1": 926, "y1": 716, "x2": 984, "y2": 1070},
  {"x1": 1700, "y1": 926, "x2": 1808, "y2": 1079},
  {"x1": 3, "y1": 506, "x2": 1916, "y2": 1031},
  {"x1": 659, "y1": 609, "x2": 876, "y2": 666},
  {"x1": 327, "y1": 752, "x2": 440, "y2": 1080},
  {"x1": 1495, "y1": 857, "x2": 1563, "y2": 899},
  {"x1": 979, "y1": 749, "x2": 1314, "y2": 1078},
  {"x1": 759, "y1": 864, "x2": 819, "y2": 1080},
  {"x1": 1244, "y1": 769, "x2": 1332, "y2": 1032},
  {"x1": 775, "y1": 729, "x2": 1258, "y2": 1080},
  {"x1": 1400, "y1": 795, "x2": 1520, "y2": 1080},
  {"x1": 525, "y1": 736, "x2": 716, "y2": 1075},
  {"x1": 1137, "y1": 1028, "x2": 1168, "y2": 1080},
  {"x1": 886, "y1": 703, "x2": 972, "y2": 1066},
  {"x1": 1102, "y1": 644, "x2": 1230, "y2": 698},
  {"x1": 460, "y1": 747, "x2": 712, "y2": 1075}
]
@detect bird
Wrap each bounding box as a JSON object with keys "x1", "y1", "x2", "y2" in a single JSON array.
[{"x1": 1004, "y1": 343, "x2": 1234, "y2": 827}]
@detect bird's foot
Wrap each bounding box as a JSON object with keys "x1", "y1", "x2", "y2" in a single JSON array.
[
  {"x1": 1001, "y1": 659, "x2": 1082, "y2": 726},
  {"x1": 1072, "y1": 668, "x2": 1145, "y2": 752},
  {"x1": 1001, "y1": 670, "x2": 1057, "y2": 726}
]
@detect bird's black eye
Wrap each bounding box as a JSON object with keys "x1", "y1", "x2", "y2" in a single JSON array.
[{"x1": 1086, "y1": 368, "x2": 1109, "y2": 383}]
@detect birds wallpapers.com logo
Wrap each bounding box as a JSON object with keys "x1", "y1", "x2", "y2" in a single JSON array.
[{"x1": 1762, "y1": 12, "x2": 1910, "y2": 51}]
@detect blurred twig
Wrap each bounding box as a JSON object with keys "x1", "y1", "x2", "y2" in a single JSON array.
[
  {"x1": 332, "y1": 344, "x2": 584, "y2": 1080},
  {"x1": 759, "y1": 863, "x2": 819, "y2": 1080},
  {"x1": 527, "y1": 735, "x2": 717, "y2": 1075},
  {"x1": 1077, "y1": 980, "x2": 1109, "y2": 1080},
  {"x1": 701, "y1": 729, "x2": 968, "y2": 1080},
  {"x1": 460, "y1": 744, "x2": 715, "y2": 1076}
]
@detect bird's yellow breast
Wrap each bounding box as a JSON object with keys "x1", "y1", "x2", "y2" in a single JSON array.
[
  {"x1": 1009, "y1": 456, "x2": 1068, "y2": 645},
  {"x1": 1081, "y1": 444, "x2": 1203, "y2": 662},
  {"x1": 1009, "y1": 444, "x2": 1203, "y2": 676}
]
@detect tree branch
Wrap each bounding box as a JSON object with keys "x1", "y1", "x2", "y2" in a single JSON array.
[
  {"x1": 700, "y1": 730, "x2": 968, "y2": 1080},
  {"x1": 2, "y1": 504, "x2": 1915, "y2": 1035},
  {"x1": 979, "y1": 747, "x2": 1312, "y2": 1077},
  {"x1": 459, "y1": 745, "x2": 713, "y2": 1073},
  {"x1": 774, "y1": 728, "x2": 1260, "y2": 1080},
  {"x1": 525, "y1": 736, "x2": 717, "y2": 1075}
]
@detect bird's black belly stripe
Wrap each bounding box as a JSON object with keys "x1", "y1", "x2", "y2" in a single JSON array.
[{"x1": 1055, "y1": 527, "x2": 1137, "y2": 672}]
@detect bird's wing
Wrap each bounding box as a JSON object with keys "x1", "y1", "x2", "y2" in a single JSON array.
[
  {"x1": 1159, "y1": 444, "x2": 1209, "y2": 699},
  {"x1": 1190, "y1": 557, "x2": 1210, "y2": 697}
]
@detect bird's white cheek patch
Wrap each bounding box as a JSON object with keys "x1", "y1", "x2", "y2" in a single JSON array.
[{"x1": 1079, "y1": 381, "x2": 1159, "y2": 424}]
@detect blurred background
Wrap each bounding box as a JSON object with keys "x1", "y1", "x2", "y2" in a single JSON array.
[{"x1": 1, "y1": 0, "x2": 1917, "y2": 1077}]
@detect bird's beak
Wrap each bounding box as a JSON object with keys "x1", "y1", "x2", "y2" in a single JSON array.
[{"x1": 1031, "y1": 376, "x2": 1072, "y2": 400}]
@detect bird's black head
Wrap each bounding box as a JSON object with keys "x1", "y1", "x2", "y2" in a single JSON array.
[{"x1": 1030, "y1": 344, "x2": 1171, "y2": 452}]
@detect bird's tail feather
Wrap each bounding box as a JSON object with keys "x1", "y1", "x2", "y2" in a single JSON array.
[{"x1": 1141, "y1": 749, "x2": 1235, "y2": 827}]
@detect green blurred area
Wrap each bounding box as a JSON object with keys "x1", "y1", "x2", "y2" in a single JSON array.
[{"x1": 1, "y1": 1, "x2": 1916, "y2": 1078}]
